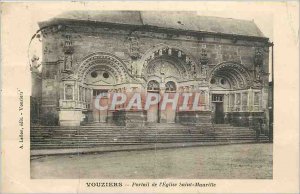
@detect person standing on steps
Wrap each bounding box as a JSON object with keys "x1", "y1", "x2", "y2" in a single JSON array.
[{"x1": 256, "y1": 119, "x2": 263, "y2": 142}]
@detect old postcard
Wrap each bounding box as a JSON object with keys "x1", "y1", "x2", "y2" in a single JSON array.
[{"x1": 1, "y1": 1, "x2": 299, "y2": 193}]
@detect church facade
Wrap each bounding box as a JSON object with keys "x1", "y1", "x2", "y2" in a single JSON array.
[{"x1": 31, "y1": 11, "x2": 271, "y2": 132}]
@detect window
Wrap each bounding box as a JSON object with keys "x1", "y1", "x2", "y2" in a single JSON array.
[
  {"x1": 230, "y1": 94, "x2": 235, "y2": 106},
  {"x1": 93, "y1": 90, "x2": 108, "y2": 97},
  {"x1": 254, "y1": 92, "x2": 260, "y2": 105},
  {"x1": 165, "y1": 81, "x2": 176, "y2": 92},
  {"x1": 103, "y1": 72, "x2": 109, "y2": 79},
  {"x1": 220, "y1": 78, "x2": 226, "y2": 85},
  {"x1": 210, "y1": 78, "x2": 216, "y2": 84},
  {"x1": 242, "y1": 93, "x2": 248, "y2": 105},
  {"x1": 147, "y1": 80, "x2": 160, "y2": 91},
  {"x1": 91, "y1": 71, "x2": 98, "y2": 78},
  {"x1": 212, "y1": 94, "x2": 223, "y2": 102},
  {"x1": 236, "y1": 93, "x2": 241, "y2": 105}
]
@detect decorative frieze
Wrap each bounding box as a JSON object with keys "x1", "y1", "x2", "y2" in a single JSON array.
[
  {"x1": 141, "y1": 45, "x2": 198, "y2": 80},
  {"x1": 76, "y1": 52, "x2": 129, "y2": 84}
]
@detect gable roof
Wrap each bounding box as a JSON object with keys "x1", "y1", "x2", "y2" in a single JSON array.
[{"x1": 41, "y1": 11, "x2": 266, "y2": 38}]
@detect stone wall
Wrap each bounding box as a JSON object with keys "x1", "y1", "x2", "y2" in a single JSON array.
[
  {"x1": 39, "y1": 21, "x2": 270, "y2": 126},
  {"x1": 41, "y1": 23, "x2": 269, "y2": 77}
]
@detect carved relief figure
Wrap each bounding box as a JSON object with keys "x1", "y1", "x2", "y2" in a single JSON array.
[
  {"x1": 63, "y1": 35, "x2": 74, "y2": 71},
  {"x1": 200, "y1": 48, "x2": 209, "y2": 65},
  {"x1": 128, "y1": 34, "x2": 140, "y2": 60},
  {"x1": 254, "y1": 48, "x2": 264, "y2": 81}
]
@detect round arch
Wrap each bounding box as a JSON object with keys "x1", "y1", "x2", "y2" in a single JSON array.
[
  {"x1": 76, "y1": 52, "x2": 129, "y2": 84},
  {"x1": 83, "y1": 64, "x2": 118, "y2": 86},
  {"x1": 147, "y1": 80, "x2": 160, "y2": 91},
  {"x1": 208, "y1": 62, "x2": 253, "y2": 89},
  {"x1": 139, "y1": 44, "x2": 199, "y2": 79},
  {"x1": 165, "y1": 81, "x2": 177, "y2": 92}
]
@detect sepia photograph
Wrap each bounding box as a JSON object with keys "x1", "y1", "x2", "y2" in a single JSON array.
[
  {"x1": 1, "y1": 1, "x2": 299, "y2": 193},
  {"x1": 29, "y1": 10, "x2": 273, "y2": 179}
]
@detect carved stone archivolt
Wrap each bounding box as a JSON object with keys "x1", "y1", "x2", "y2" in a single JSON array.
[
  {"x1": 84, "y1": 64, "x2": 118, "y2": 85},
  {"x1": 145, "y1": 58, "x2": 185, "y2": 81},
  {"x1": 140, "y1": 44, "x2": 199, "y2": 80},
  {"x1": 209, "y1": 62, "x2": 253, "y2": 89},
  {"x1": 76, "y1": 52, "x2": 130, "y2": 84}
]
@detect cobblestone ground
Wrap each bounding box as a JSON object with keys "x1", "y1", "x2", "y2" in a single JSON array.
[{"x1": 31, "y1": 143, "x2": 272, "y2": 179}]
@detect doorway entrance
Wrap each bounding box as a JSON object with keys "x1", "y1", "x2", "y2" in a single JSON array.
[
  {"x1": 147, "y1": 91, "x2": 160, "y2": 123},
  {"x1": 212, "y1": 94, "x2": 224, "y2": 124},
  {"x1": 93, "y1": 89, "x2": 109, "y2": 123},
  {"x1": 147, "y1": 80, "x2": 160, "y2": 123},
  {"x1": 164, "y1": 81, "x2": 177, "y2": 123},
  {"x1": 146, "y1": 80, "x2": 177, "y2": 123}
]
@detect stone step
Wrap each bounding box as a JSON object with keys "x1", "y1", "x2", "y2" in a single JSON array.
[
  {"x1": 31, "y1": 132, "x2": 262, "y2": 137},
  {"x1": 31, "y1": 133, "x2": 256, "y2": 139},
  {"x1": 32, "y1": 137, "x2": 268, "y2": 144},
  {"x1": 31, "y1": 141, "x2": 270, "y2": 149},
  {"x1": 30, "y1": 124, "x2": 270, "y2": 150},
  {"x1": 31, "y1": 133, "x2": 259, "y2": 139},
  {"x1": 31, "y1": 134, "x2": 254, "y2": 138}
]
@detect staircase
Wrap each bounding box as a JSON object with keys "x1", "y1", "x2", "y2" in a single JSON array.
[
  {"x1": 30, "y1": 123, "x2": 270, "y2": 149},
  {"x1": 212, "y1": 124, "x2": 269, "y2": 143}
]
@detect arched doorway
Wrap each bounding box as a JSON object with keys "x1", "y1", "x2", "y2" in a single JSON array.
[
  {"x1": 164, "y1": 81, "x2": 177, "y2": 123},
  {"x1": 209, "y1": 62, "x2": 252, "y2": 124},
  {"x1": 146, "y1": 80, "x2": 178, "y2": 123},
  {"x1": 85, "y1": 66, "x2": 116, "y2": 123},
  {"x1": 147, "y1": 80, "x2": 160, "y2": 123},
  {"x1": 140, "y1": 45, "x2": 197, "y2": 124},
  {"x1": 76, "y1": 52, "x2": 129, "y2": 124},
  {"x1": 144, "y1": 58, "x2": 181, "y2": 124}
]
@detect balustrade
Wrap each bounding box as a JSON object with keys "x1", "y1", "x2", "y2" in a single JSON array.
[{"x1": 59, "y1": 99, "x2": 87, "y2": 110}]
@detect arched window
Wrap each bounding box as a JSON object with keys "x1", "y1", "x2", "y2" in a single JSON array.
[
  {"x1": 147, "y1": 80, "x2": 160, "y2": 91},
  {"x1": 165, "y1": 81, "x2": 176, "y2": 92}
]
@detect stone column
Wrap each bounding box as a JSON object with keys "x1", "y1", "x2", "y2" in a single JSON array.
[
  {"x1": 224, "y1": 93, "x2": 229, "y2": 124},
  {"x1": 159, "y1": 85, "x2": 166, "y2": 123}
]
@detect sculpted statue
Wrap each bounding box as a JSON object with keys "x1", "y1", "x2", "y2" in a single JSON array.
[{"x1": 30, "y1": 54, "x2": 41, "y2": 73}]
